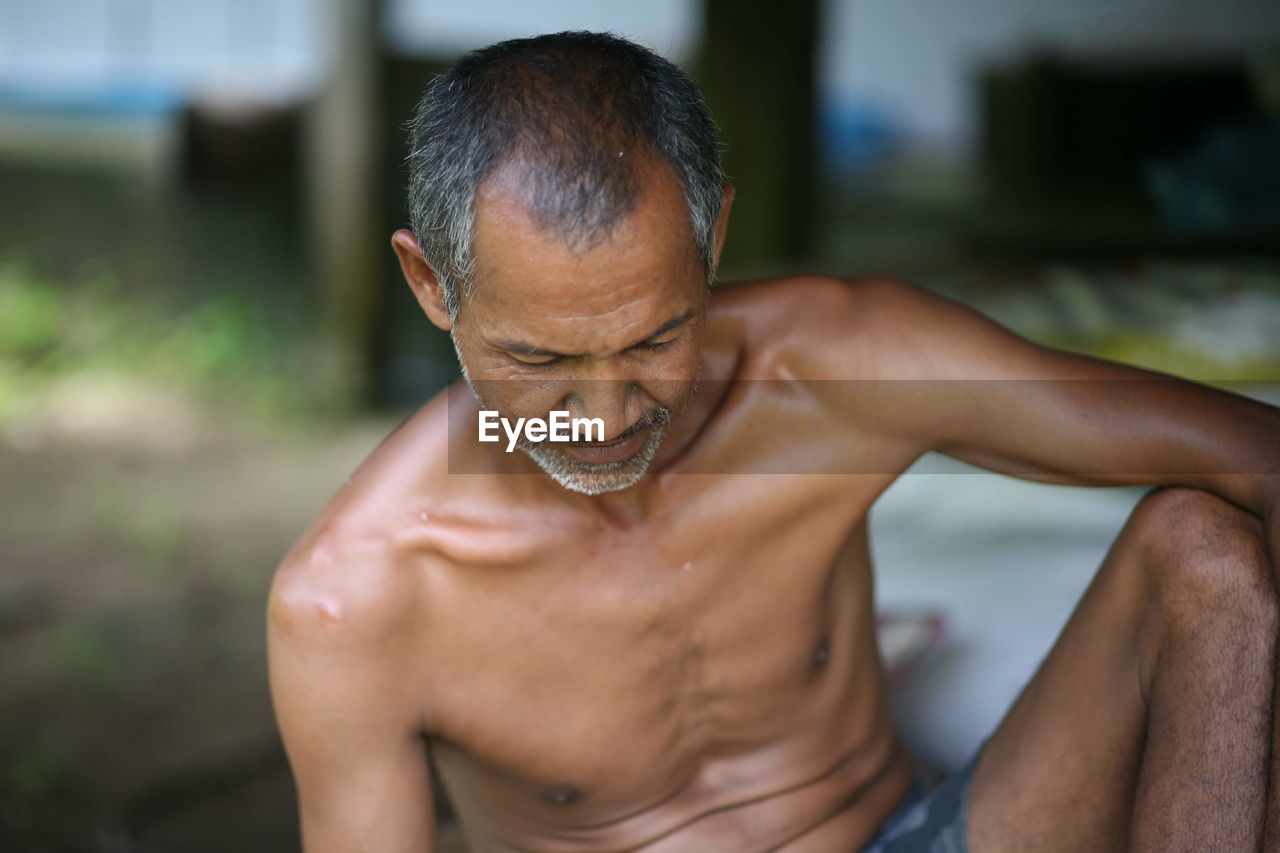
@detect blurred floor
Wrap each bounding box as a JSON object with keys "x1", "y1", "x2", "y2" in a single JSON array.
[{"x1": 0, "y1": 406, "x2": 397, "y2": 850}]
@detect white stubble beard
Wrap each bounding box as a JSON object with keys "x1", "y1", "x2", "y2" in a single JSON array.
[{"x1": 451, "y1": 330, "x2": 695, "y2": 495}]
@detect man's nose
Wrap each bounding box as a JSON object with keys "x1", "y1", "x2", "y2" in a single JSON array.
[{"x1": 560, "y1": 370, "x2": 640, "y2": 441}]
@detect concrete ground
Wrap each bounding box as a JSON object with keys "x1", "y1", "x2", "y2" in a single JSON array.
[
  {"x1": 872, "y1": 461, "x2": 1143, "y2": 772},
  {"x1": 873, "y1": 383, "x2": 1280, "y2": 773}
]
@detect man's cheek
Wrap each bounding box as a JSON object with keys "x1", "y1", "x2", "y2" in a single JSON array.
[{"x1": 647, "y1": 376, "x2": 697, "y2": 411}]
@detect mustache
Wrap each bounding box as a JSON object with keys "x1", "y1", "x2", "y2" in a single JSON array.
[{"x1": 561, "y1": 406, "x2": 671, "y2": 447}]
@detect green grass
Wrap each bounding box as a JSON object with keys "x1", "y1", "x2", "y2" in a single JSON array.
[
  {"x1": 5, "y1": 742, "x2": 74, "y2": 801},
  {"x1": 52, "y1": 622, "x2": 125, "y2": 693},
  {"x1": 0, "y1": 258, "x2": 342, "y2": 424}
]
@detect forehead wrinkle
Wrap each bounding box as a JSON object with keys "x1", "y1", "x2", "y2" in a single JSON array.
[
  {"x1": 472, "y1": 221, "x2": 661, "y2": 313},
  {"x1": 545, "y1": 285, "x2": 655, "y2": 325},
  {"x1": 478, "y1": 248, "x2": 664, "y2": 330},
  {"x1": 483, "y1": 307, "x2": 654, "y2": 358}
]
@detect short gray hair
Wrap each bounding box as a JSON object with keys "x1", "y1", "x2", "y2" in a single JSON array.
[{"x1": 405, "y1": 31, "x2": 726, "y2": 320}]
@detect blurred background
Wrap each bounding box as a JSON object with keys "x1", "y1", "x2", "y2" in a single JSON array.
[{"x1": 1, "y1": 1, "x2": 1278, "y2": 850}]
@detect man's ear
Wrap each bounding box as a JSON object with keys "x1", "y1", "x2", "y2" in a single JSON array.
[
  {"x1": 391, "y1": 229, "x2": 453, "y2": 332},
  {"x1": 710, "y1": 185, "x2": 735, "y2": 273}
]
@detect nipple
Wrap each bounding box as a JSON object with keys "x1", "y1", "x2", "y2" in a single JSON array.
[
  {"x1": 541, "y1": 784, "x2": 582, "y2": 805},
  {"x1": 810, "y1": 637, "x2": 831, "y2": 672}
]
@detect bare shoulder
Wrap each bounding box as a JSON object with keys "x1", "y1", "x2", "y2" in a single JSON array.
[
  {"x1": 710, "y1": 274, "x2": 984, "y2": 379},
  {"x1": 266, "y1": 400, "x2": 452, "y2": 847},
  {"x1": 267, "y1": 387, "x2": 461, "y2": 693},
  {"x1": 267, "y1": 376, "x2": 531, "y2": 659},
  {"x1": 711, "y1": 272, "x2": 927, "y2": 316},
  {"x1": 266, "y1": 518, "x2": 426, "y2": 744},
  {"x1": 268, "y1": 521, "x2": 413, "y2": 657}
]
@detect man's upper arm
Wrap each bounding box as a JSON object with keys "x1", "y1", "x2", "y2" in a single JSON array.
[
  {"x1": 267, "y1": 542, "x2": 436, "y2": 852},
  {"x1": 812, "y1": 277, "x2": 1280, "y2": 504}
]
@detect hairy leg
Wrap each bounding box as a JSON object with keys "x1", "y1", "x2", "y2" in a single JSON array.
[
  {"x1": 1267, "y1": 512, "x2": 1280, "y2": 853},
  {"x1": 967, "y1": 486, "x2": 1276, "y2": 852}
]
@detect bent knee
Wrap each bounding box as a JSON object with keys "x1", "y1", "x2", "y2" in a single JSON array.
[{"x1": 1127, "y1": 487, "x2": 1275, "y2": 624}]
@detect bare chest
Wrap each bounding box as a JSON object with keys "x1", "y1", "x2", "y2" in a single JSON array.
[{"x1": 424, "y1": 474, "x2": 893, "y2": 834}]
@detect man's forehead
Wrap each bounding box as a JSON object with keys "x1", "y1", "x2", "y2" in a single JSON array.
[
  {"x1": 467, "y1": 162, "x2": 703, "y2": 329},
  {"x1": 471, "y1": 155, "x2": 696, "y2": 271},
  {"x1": 471, "y1": 259, "x2": 700, "y2": 351}
]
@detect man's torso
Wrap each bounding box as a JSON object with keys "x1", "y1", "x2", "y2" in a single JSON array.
[{"x1": 292, "y1": 277, "x2": 931, "y2": 851}]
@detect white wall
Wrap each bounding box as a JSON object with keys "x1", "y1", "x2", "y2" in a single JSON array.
[
  {"x1": 6, "y1": 0, "x2": 1277, "y2": 148},
  {"x1": 0, "y1": 0, "x2": 324, "y2": 100},
  {"x1": 384, "y1": 0, "x2": 701, "y2": 63},
  {"x1": 820, "y1": 0, "x2": 1280, "y2": 154},
  {"x1": 0, "y1": 0, "x2": 700, "y2": 100}
]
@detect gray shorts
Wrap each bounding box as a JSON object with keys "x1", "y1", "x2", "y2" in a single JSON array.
[{"x1": 861, "y1": 742, "x2": 985, "y2": 853}]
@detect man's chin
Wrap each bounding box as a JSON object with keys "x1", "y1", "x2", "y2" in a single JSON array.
[
  {"x1": 521, "y1": 423, "x2": 667, "y2": 495},
  {"x1": 539, "y1": 464, "x2": 649, "y2": 496}
]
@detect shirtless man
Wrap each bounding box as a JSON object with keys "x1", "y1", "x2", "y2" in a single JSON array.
[{"x1": 267, "y1": 31, "x2": 1280, "y2": 852}]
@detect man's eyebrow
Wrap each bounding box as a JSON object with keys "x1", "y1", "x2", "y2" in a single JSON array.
[
  {"x1": 638, "y1": 308, "x2": 697, "y2": 344},
  {"x1": 490, "y1": 308, "x2": 697, "y2": 359}
]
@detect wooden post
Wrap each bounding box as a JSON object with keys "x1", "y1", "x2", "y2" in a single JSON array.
[
  {"x1": 696, "y1": 0, "x2": 820, "y2": 274},
  {"x1": 305, "y1": 0, "x2": 384, "y2": 405}
]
